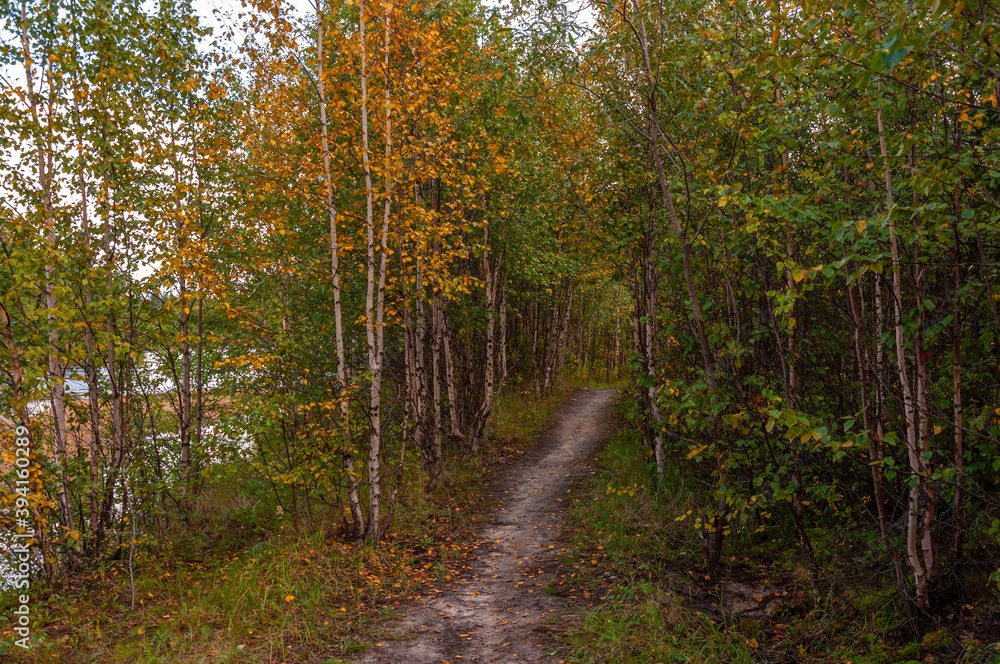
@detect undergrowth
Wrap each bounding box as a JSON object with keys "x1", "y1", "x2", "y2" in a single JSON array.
[
  {"x1": 0, "y1": 383, "x2": 573, "y2": 663},
  {"x1": 559, "y1": 407, "x2": 1000, "y2": 664}
]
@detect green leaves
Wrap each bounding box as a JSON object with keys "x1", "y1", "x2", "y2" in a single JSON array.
[{"x1": 874, "y1": 45, "x2": 912, "y2": 73}]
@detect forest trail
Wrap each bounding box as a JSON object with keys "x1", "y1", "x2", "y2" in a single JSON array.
[{"x1": 355, "y1": 388, "x2": 617, "y2": 663}]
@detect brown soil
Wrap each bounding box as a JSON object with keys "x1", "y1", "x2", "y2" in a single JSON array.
[{"x1": 354, "y1": 388, "x2": 617, "y2": 664}]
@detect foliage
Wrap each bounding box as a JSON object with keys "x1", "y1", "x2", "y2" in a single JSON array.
[
  {"x1": 3, "y1": 0, "x2": 1000, "y2": 657},
  {"x1": 563, "y1": 0, "x2": 1000, "y2": 617}
]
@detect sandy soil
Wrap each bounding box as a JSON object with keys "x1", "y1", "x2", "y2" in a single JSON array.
[{"x1": 354, "y1": 388, "x2": 617, "y2": 664}]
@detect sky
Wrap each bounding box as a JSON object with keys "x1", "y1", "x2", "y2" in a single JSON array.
[
  {"x1": 191, "y1": 0, "x2": 596, "y2": 49},
  {"x1": 192, "y1": 0, "x2": 313, "y2": 45}
]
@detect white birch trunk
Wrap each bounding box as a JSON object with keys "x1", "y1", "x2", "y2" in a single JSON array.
[
  {"x1": 316, "y1": 0, "x2": 365, "y2": 536},
  {"x1": 20, "y1": 3, "x2": 74, "y2": 537},
  {"x1": 471, "y1": 230, "x2": 497, "y2": 448},
  {"x1": 431, "y1": 294, "x2": 443, "y2": 485},
  {"x1": 499, "y1": 286, "x2": 508, "y2": 383}
]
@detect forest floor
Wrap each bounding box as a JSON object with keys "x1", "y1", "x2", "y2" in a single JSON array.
[
  {"x1": 352, "y1": 388, "x2": 617, "y2": 664},
  {"x1": 14, "y1": 383, "x2": 994, "y2": 663}
]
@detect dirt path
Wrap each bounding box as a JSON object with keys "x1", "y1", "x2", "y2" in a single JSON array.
[{"x1": 355, "y1": 388, "x2": 617, "y2": 664}]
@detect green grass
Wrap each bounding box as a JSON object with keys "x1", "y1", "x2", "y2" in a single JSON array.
[
  {"x1": 565, "y1": 581, "x2": 756, "y2": 663},
  {"x1": 557, "y1": 423, "x2": 747, "y2": 663},
  {"x1": 556, "y1": 410, "x2": 1000, "y2": 664},
  {"x1": 484, "y1": 386, "x2": 565, "y2": 445},
  {"x1": 563, "y1": 362, "x2": 628, "y2": 391}
]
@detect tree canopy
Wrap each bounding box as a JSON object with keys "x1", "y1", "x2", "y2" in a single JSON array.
[{"x1": 2, "y1": 0, "x2": 1000, "y2": 656}]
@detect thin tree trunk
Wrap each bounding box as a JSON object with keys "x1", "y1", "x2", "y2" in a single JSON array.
[
  {"x1": 71, "y1": 37, "x2": 104, "y2": 552},
  {"x1": 839, "y1": 164, "x2": 896, "y2": 573},
  {"x1": 608, "y1": 321, "x2": 614, "y2": 383},
  {"x1": 642, "y1": 247, "x2": 665, "y2": 479},
  {"x1": 499, "y1": 285, "x2": 508, "y2": 384},
  {"x1": 441, "y1": 307, "x2": 462, "y2": 443},
  {"x1": 951, "y1": 138, "x2": 966, "y2": 566},
  {"x1": 360, "y1": 0, "x2": 378, "y2": 537},
  {"x1": 192, "y1": 292, "x2": 203, "y2": 488},
  {"x1": 361, "y1": 3, "x2": 392, "y2": 539},
  {"x1": 429, "y1": 292, "x2": 444, "y2": 488},
  {"x1": 179, "y1": 302, "x2": 191, "y2": 501},
  {"x1": 20, "y1": 3, "x2": 74, "y2": 540},
  {"x1": 317, "y1": 0, "x2": 364, "y2": 537},
  {"x1": 910, "y1": 130, "x2": 936, "y2": 590},
  {"x1": 636, "y1": 17, "x2": 721, "y2": 564},
  {"x1": 401, "y1": 223, "x2": 418, "y2": 453},
  {"x1": 100, "y1": 191, "x2": 127, "y2": 554},
  {"x1": 83, "y1": 190, "x2": 102, "y2": 549},
  {"x1": 471, "y1": 230, "x2": 497, "y2": 450},
  {"x1": 542, "y1": 303, "x2": 556, "y2": 395},
  {"x1": 532, "y1": 301, "x2": 541, "y2": 397},
  {"x1": 0, "y1": 299, "x2": 57, "y2": 578},
  {"x1": 868, "y1": 153, "x2": 893, "y2": 579},
  {"x1": 778, "y1": 86, "x2": 819, "y2": 602},
  {"x1": 416, "y1": 258, "x2": 429, "y2": 453},
  {"x1": 877, "y1": 99, "x2": 928, "y2": 610},
  {"x1": 173, "y1": 123, "x2": 193, "y2": 504},
  {"x1": 636, "y1": 19, "x2": 716, "y2": 392},
  {"x1": 556, "y1": 284, "x2": 574, "y2": 371},
  {"x1": 630, "y1": 275, "x2": 651, "y2": 449}
]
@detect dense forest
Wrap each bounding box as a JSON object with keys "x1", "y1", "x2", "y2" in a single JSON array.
[{"x1": 2, "y1": 0, "x2": 1000, "y2": 661}]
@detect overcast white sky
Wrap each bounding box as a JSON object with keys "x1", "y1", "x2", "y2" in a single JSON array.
[
  {"x1": 191, "y1": 0, "x2": 594, "y2": 49},
  {"x1": 192, "y1": 0, "x2": 313, "y2": 48}
]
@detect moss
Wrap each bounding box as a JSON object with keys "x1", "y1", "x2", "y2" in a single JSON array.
[
  {"x1": 734, "y1": 619, "x2": 762, "y2": 638},
  {"x1": 920, "y1": 628, "x2": 953, "y2": 651}
]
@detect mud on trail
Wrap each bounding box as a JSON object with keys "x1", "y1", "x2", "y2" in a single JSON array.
[{"x1": 355, "y1": 388, "x2": 617, "y2": 664}]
